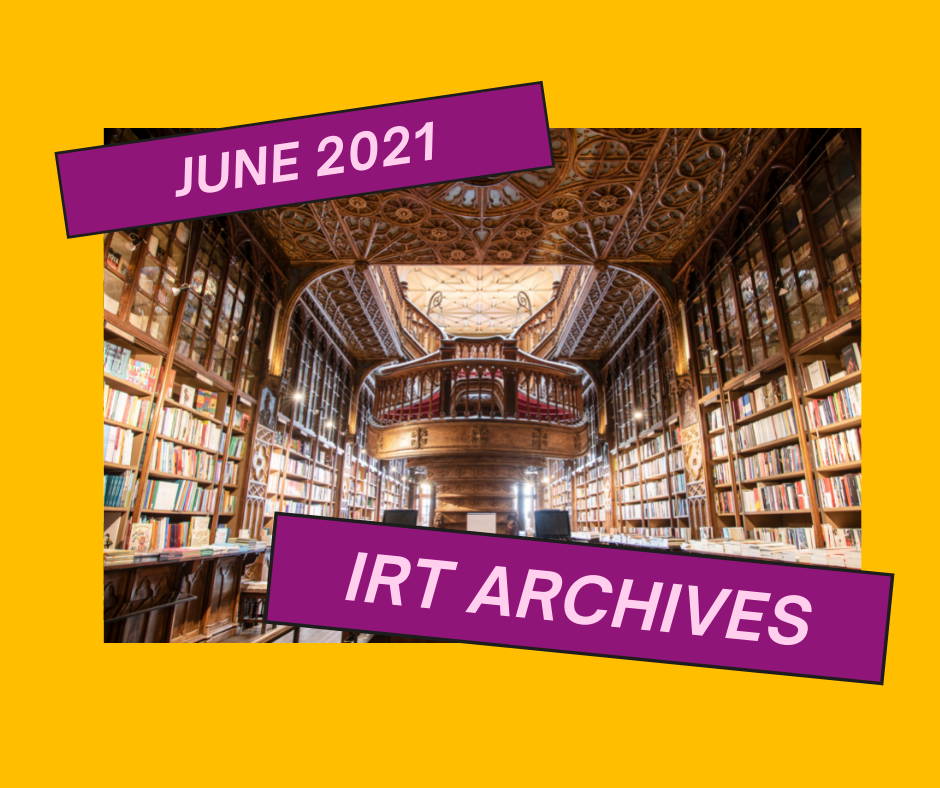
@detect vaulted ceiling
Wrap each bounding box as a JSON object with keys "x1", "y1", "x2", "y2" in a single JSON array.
[
  {"x1": 398, "y1": 264, "x2": 562, "y2": 335},
  {"x1": 259, "y1": 128, "x2": 779, "y2": 360}
]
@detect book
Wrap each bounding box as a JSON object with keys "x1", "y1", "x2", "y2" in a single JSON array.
[
  {"x1": 214, "y1": 527, "x2": 229, "y2": 545},
  {"x1": 840, "y1": 343, "x2": 861, "y2": 375},
  {"x1": 129, "y1": 522, "x2": 153, "y2": 552},
  {"x1": 180, "y1": 384, "x2": 196, "y2": 409},
  {"x1": 190, "y1": 516, "x2": 212, "y2": 547},
  {"x1": 806, "y1": 361, "x2": 829, "y2": 390},
  {"x1": 195, "y1": 389, "x2": 218, "y2": 416}
]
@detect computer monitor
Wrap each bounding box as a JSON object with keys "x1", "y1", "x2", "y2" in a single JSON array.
[
  {"x1": 534, "y1": 509, "x2": 571, "y2": 539},
  {"x1": 382, "y1": 509, "x2": 419, "y2": 526}
]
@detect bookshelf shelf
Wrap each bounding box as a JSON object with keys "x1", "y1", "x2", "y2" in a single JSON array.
[
  {"x1": 804, "y1": 371, "x2": 862, "y2": 399},
  {"x1": 822, "y1": 506, "x2": 862, "y2": 512},
  {"x1": 163, "y1": 397, "x2": 225, "y2": 425},
  {"x1": 104, "y1": 371, "x2": 154, "y2": 397},
  {"x1": 104, "y1": 461, "x2": 136, "y2": 471},
  {"x1": 735, "y1": 435, "x2": 800, "y2": 455},
  {"x1": 737, "y1": 470, "x2": 807, "y2": 485},
  {"x1": 141, "y1": 509, "x2": 214, "y2": 516},
  {"x1": 807, "y1": 416, "x2": 862, "y2": 436},
  {"x1": 815, "y1": 461, "x2": 862, "y2": 475},
  {"x1": 103, "y1": 418, "x2": 145, "y2": 433},
  {"x1": 743, "y1": 509, "x2": 811, "y2": 516},
  {"x1": 732, "y1": 398, "x2": 794, "y2": 427},
  {"x1": 148, "y1": 470, "x2": 215, "y2": 484}
]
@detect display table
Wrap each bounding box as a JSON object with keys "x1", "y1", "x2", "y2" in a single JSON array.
[{"x1": 103, "y1": 547, "x2": 269, "y2": 643}]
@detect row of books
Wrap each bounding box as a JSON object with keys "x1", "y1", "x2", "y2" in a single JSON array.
[
  {"x1": 644, "y1": 479, "x2": 668, "y2": 498},
  {"x1": 644, "y1": 500, "x2": 671, "y2": 519},
  {"x1": 285, "y1": 457, "x2": 313, "y2": 478},
  {"x1": 753, "y1": 526, "x2": 816, "y2": 550},
  {"x1": 311, "y1": 486, "x2": 331, "y2": 503},
  {"x1": 159, "y1": 406, "x2": 224, "y2": 451},
  {"x1": 641, "y1": 435, "x2": 665, "y2": 459},
  {"x1": 224, "y1": 405, "x2": 251, "y2": 431},
  {"x1": 173, "y1": 384, "x2": 219, "y2": 417},
  {"x1": 104, "y1": 424, "x2": 135, "y2": 466},
  {"x1": 823, "y1": 525, "x2": 862, "y2": 549},
  {"x1": 735, "y1": 444, "x2": 804, "y2": 481},
  {"x1": 642, "y1": 456, "x2": 667, "y2": 477},
  {"x1": 227, "y1": 435, "x2": 245, "y2": 458},
  {"x1": 625, "y1": 526, "x2": 681, "y2": 537},
  {"x1": 104, "y1": 341, "x2": 159, "y2": 392},
  {"x1": 104, "y1": 471, "x2": 135, "y2": 508},
  {"x1": 290, "y1": 438, "x2": 313, "y2": 457},
  {"x1": 221, "y1": 490, "x2": 237, "y2": 513},
  {"x1": 144, "y1": 517, "x2": 193, "y2": 549},
  {"x1": 104, "y1": 384, "x2": 151, "y2": 428},
  {"x1": 313, "y1": 467, "x2": 334, "y2": 484},
  {"x1": 713, "y1": 461, "x2": 732, "y2": 485},
  {"x1": 620, "y1": 467, "x2": 641, "y2": 485},
  {"x1": 706, "y1": 408, "x2": 724, "y2": 432},
  {"x1": 621, "y1": 504, "x2": 642, "y2": 520},
  {"x1": 669, "y1": 452, "x2": 684, "y2": 472},
  {"x1": 716, "y1": 491, "x2": 736, "y2": 514},
  {"x1": 150, "y1": 440, "x2": 218, "y2": 482},
  {"x1": 620, "y1": 487, "x2": 641, "y2": 503},
  {"x1": 673, "y1": 498, "x2": 689, "y2": 517},
  {"x1": 802, "y1": 343, "x2": 861, "y2": 390},
  {"x1": 710, "y1": 433, "x2": 729, "y2": 458},
  {"x1": 804, "y1": 383, "x2": 861, "y2": 428},
  {"x1": 142, "y1": 478, "x2": 217, "y2": 513},
  {"x1": 734, "y1": 407, "x2": 798, "y2": 450},
  {"x1": 740, "y1": 479, "x2": 810, "y2": 512},
  {"x1": 673, "y1": 473, "x2": 686, "y2": 493},
  {"x1": 284, "y1": 479, "x2": 308, "y2": 499},
  {"x1": 811, "y1": 427, "x2": 861, "y2": 467},
  {"x1": 730, "y1": 375, "x2": 791, "y2": 420},
  {"x1": 622, "y1": 448, "x2": 638, "y2": 466},
  {"x1": 817, "y1": 473, "x2": 861, "y2": 508},
  {"x1": 128, "y1": 516, "x2": 211, "y2": 552}
]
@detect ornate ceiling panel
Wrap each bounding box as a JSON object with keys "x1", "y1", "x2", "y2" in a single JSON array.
[
  {"x1": 398, "y1": 264, "x2": 563, "y2": 335},
  {"x1": 258, "y1": 128, "x2": 779, "y2": 361},
  {"x1": 263, "y1": 128, "x2": 773, "y2": 270},
  {"x1": 303, "y1": 269, "x2": 397, "y2": 359},
  {"x1": 569, "y1": 270, "x2": 655, "y2": 359}
]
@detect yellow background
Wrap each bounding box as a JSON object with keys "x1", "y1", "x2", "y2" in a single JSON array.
[{"x1": 3, "y1": 1, "x2": 935, "y2": 785}]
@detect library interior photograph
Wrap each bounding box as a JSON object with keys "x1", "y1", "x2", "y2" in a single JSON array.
[{"x1": 102, "y1": 127, "x2": 862, "y2": 643}]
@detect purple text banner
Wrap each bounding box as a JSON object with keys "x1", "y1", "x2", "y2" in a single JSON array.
[
  {"x1": 56, "y1": 83, "x2": 551, "y2": 237},
  {"x1": 267, "y1": 515, "x2": 892, "y2": 683}
]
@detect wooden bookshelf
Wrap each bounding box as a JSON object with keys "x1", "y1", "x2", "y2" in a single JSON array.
[
  {"x1": 605, "y1": 313, "x2": 691, "y2": 540},
  {"x1": 681, "y1": 129, "x2": 862, "y2": 550},
  {"x1": 378, "y1": 458, "x2": 410, "y2": 520},
  {"x1": 103, "y1": 331, "x2": 163, "y2": 548},
  {"x1": 102, "y1": 217, "x2": 292, "y2": 550}
]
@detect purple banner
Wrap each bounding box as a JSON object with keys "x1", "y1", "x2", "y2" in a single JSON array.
[
  {"x1": 56, "y1": 83, "x2": 551, "y2": 237},
  {"x1": 266, "y1": 515, "x2": 892, "y2": 683}
]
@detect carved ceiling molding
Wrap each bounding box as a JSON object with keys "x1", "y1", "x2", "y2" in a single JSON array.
[
  {"x1": 344, "y1": 265, "x2": 400, "y2": 359},
  {"x1": 670, "y1": 129, "x2": 791, "y2": 276},
  {"x1": 556, "y1": 268, "x2": 617, "y2": 358},
  {"x1": 261, "y1": 129, "x2": 779, "y2": 276},
  {"x1": 259, "y1": 129, "x2": 780, "y2": 370},
  {"x1": 571, "y1": 271, "x2": 655, "y2": 358},
  {"x1": 304, "y1": 272, "x2": 382, "y2": 358}
]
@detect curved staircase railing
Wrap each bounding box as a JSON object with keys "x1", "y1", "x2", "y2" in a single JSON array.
[{"x1": 371, "y1": 351, "x2": 584, "y2": 428}]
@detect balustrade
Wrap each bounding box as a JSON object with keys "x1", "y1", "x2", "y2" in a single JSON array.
[
  {"x1": 402, "y1": 299, "x2": 443, "y2": 354},
  {"x1": 372, "y1": 354, "x2": 583, "y2": 427}
]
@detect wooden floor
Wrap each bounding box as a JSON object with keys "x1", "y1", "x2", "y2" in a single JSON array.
[{"x1": 221, "y1": 625, "x2": 343, "y2": 643}]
